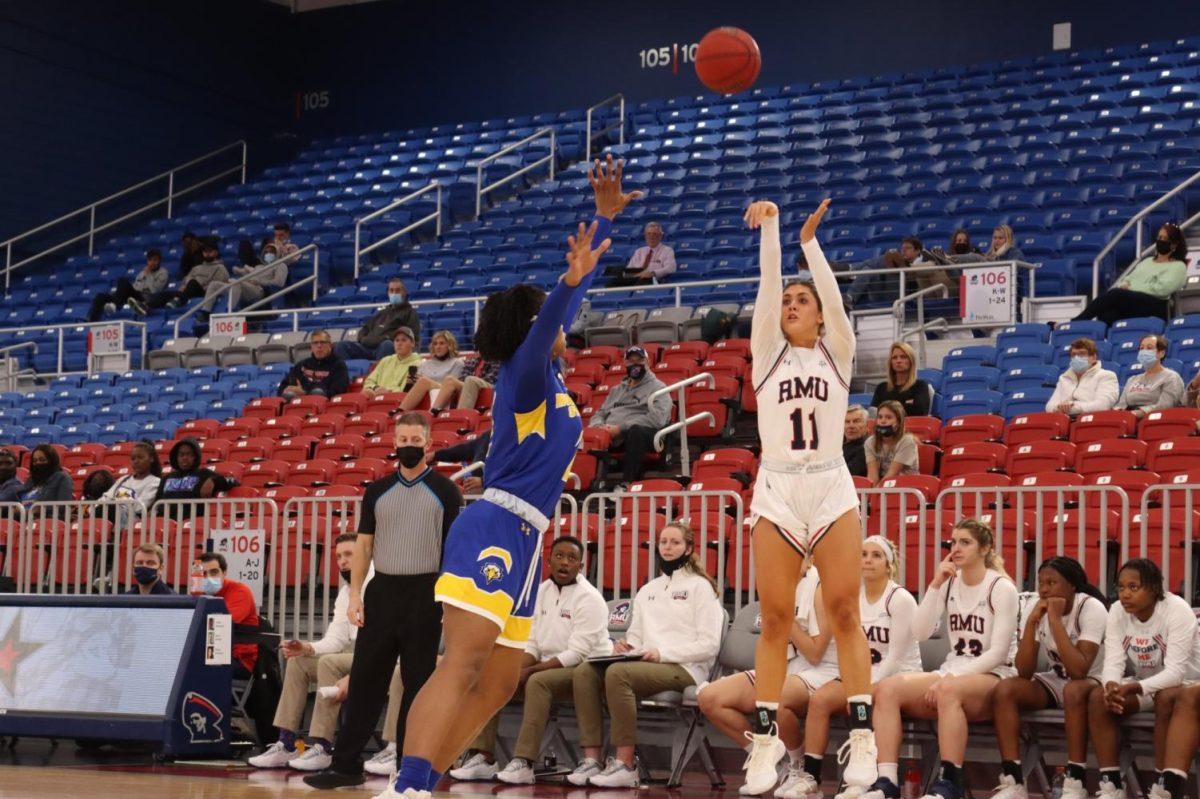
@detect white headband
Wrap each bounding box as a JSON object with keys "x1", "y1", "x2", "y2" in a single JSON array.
[{"x1": 864, "y1": 535, "x2": 896, "y2": 564}]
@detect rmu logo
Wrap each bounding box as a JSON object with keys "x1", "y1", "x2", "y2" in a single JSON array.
[
  {"x1": 949, "y1": 614, "x2": 985, "y2": 634},
  {"x1": 777, "y1": 376, "x2": 829, "y2": 403}
]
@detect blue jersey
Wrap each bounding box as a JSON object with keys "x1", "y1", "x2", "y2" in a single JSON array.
[{"x1": 482, "y1": 216, "x2": 610, "y2": 517}]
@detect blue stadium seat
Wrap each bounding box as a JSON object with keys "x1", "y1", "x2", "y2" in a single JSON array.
[
  {"x1": 23, "y1": 424, "x2": 65, "y2": 447},
  {"x1": 942, "y1": 367, "x2": 1001, "y2": 393},
  {"x1": 941, "y1": 346, "x2": 998, "y2": 372},
  {"x1": 1050, "y1": 320, "x2": 1107, "y2": 349},
  {"x1": 996, "y1": 344, "x2": 1054, "y2": 370},
  {"x1": 996, "y1": 323, "x2": 1052, "y2": 349},
  {"x1": 917, "y1": 368, "x2": 943, "y2": 392},
  {"x1": 96, "y1": 423, "x2": 139, "y2": 446},
  {"x1": 942, "y1": 390, "x2": 1003, "y2": 419},
  {"x1": 999, "y1": 365, "x2": 1060, "y2": 393},
  {"x1": 1001, "y1": 387, "x2": 1054, "y2": 419}
]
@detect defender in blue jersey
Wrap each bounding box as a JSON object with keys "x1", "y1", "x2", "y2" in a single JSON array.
[{"x1": 374, "y1": 156, "x2": 642, "y2": 799}]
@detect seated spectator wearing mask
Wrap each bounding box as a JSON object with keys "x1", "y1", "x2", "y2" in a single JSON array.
[
  {"x1": 927, "y1": 229, "x2": 985, "y2": 267},
  {"x1": 278, "y1": 330, "x2": 349, "y2": 400},
  {"x1": 19, "y1": 444, "x2": 73, "y2": 504},
  {"x1": 197, "y1": 552, "x2": 259, "y2": 675},
  {"x1": 1115, "y1": 334, "x2": 1186, "y2": 419},
  {"x1": 362, "y1": 327, "x2": 423, "y2": 398},
  {"x1": 983, "y1": 224, "x2": 1027, "y2": 263},
  {"x1": 335, "y1": 278, "x2": 422, "y2": 362},
  {"x1": 588, "y1": 346, "x2": 673, "y2": 486},
  {"x1": 608, "y1": 221, "x2": 674, "y2": 287},
  {"x1": 1074, "y1": 223, "x2": 1189, "y2": 325},
  {"x1": 399, "y1": 330, "x2": 466, "y2": 411},
  {"x1": 198, "y1": 240, "x2": 288, "y2": 317},
  {"x1": 88, "y1": 248, "x2": 167, "y2": 321},
  {"x1": 846, "y1": 237, "x2": 944, "y2": 308},
  {"x1": 0, "y1": 449, "x2": 23, "y2": 502},
  {"x1": 865, "y1": 400, "x2": 920, "y2": 485},
  {"x1": 843, "y1": 405, "x2": 869, "y2": 478},
  {"x1": 1045, "y1": 337, "x2": 1119, "y2": 416},
  {"x1": 154, "y1": 438, "x2": 231, "y2": 517},
  {"x1": 125, "y1": 542, "x2": 173, "y2": 595},
  {"x1": 148, "y1": 237, "x2": 230, "y2": 310},
  {"x1": 871, "y1": 341, "x2": 931, "y2": 417}
]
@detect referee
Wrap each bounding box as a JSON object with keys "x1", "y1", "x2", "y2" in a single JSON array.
[{"x1": 306, "y1": 412, "x2": 461, "y2": 789}]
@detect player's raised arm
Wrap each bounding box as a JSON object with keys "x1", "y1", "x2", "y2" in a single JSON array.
[
  {"x1": 799, "y1": 199, "x2": 854, "y2": 366},
  {"x1": 746, "y1": 200, "x2": 782, "y2": 367}
]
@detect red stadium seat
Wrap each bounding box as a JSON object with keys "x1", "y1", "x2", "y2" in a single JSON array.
[
  {"x1": 870, "y1": 475, "x2": 937, "y2": 535},
  {"x1": 1139, "y1": 408, "x2": 1200, "y2": 443},
  {"x1": 917, "y1": 443, "x2": 941, "y2": 475},
  {"x1": 574, "y1": 346, "x2": 622, "y2": 371},
  {"x1": 198, "y1": 438, "x2": 232, "y2": 464},
  {"x1": 566, "y1": 361, "x2": 605, "y2": 386},
  {"x1": 1086, "y1": 470, "x2": 1159, "y2": 509},
  {"x1": 226, "y1": 437, "x2": 275, "y2": 464},
  {"x1": 260, "y1": 415, "x2": 304, "y2": 439},
  {"x1": 1129, "y1": 508, "x2": 1200, "y2": 594},
  {"x1": 312, "y1": 485, "x2": 365, "y2": 499},
  {"x1": 1003, "y1": 412, "x2": 1070, "y2": 446},
  {"x1": 176, "y1": 419, "x2": 221, "y2": 439},
  {"x1": 242, "y1": 397, "x2": 284, "y2": 420},
  {"x1": 282, "y1": 395, "x2": 329, "y2": 418},
  {"x1": 1075, "y1": 438, "x2": 1147, "y2": 476},
  {"x1": 904, "y1": 416, "x2": 942, "y2": 445},
  {"x1": 328, "y1": 393, "x2": 370, "y2": 415},
  {"x1": 213, "y1": 416, "x2": 262, "y2": 441},
  {"x1": 682, "y1": 477, "x2": 745, "y2": 517},
  {"x1": 664, "y1": 341, "x2": 710, "y2": 362},
  {"x1": 273, "y1": 435, "x2": 318, "y2": 464},
  {"x1": 286, "y1": 458, "x2": 339, "y2": 487},
  {"x1": 225, "y1": 486, "x2": 263, "y2": 500},
  {"x1": 433, "y1": 409, "x2": 482, "y2": 437},
  {"x1": 366, "y1": 393, "x2": 406, "y2": 416},
  {"x1": 1016, "y1": 471, "x2": 1084, "y2": 489},
  {"x1": 660, "y1": 350, "x2": 705, "y2": 370},
  {"x1": 568, "y1": 451, "x2": 598, "y2": 491},
  {"x1": 239, "y1": 460, "x2": 287, "y2": 490},
  {"x1": 338, "y1": 458, "x2": 390, "y2": 487},
  {"x1": 211, "y1": 460, "x2": 246, "y2": 486},
  {"x1": 701, "y1": 354, "x2": 750, "y2": 384},
  {"x1": 1035, "y1": 509, "x2": 1120, "y2": 581},
  {"x1": 1166, "y1": 468, "x2": 1200, "y2": 486},
  {"x1": 1069, "y1": 410, "x2": 1138, "y2": 445},
  {"x1": 262, "y1": 485, "x2": 311, "y2": 508},
  {"x1": 940, "y1": 414, "x2": 1004, "y2": 449},
  {"x1": 62, "y1": 443, "x2": 106, "y2": 471},
  {"x1": 939, "y1": 472, "x2": 1012, "y2": 517},
  {"x1": 1147, "y1": 437, "x2": 1200, "y2": 477},
  {"x1": 314, "y1": 434, "x2": 364, "y2": 462},
  {"x1": 692, "y1": 447, "x2": 757, "y2": 484},
  {"x1": 362, "y1": 434, "x2": 397, "y2": 462},
  {"x1": 300, "y1": 413, "x2": 347, "y2": 439},
  {"x1": 710, "y1": 338, "x2": 751, "y2": 359},
  {"x1": 1005, "y1": 440, "x2": 1077, "y2": 479},
  {"x1": 342, "y1": 412, "x2": 390, "y2": 438},
  {"x1": 852, "y1": 475, "x2": 872, "y2": 490},
  {"x1": 940, "y1": 442, "x2": 1007, "y2": 478}
]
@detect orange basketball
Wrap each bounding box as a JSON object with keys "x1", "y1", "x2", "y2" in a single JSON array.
[{"x1": 694, "y1": 27, "x2": 761, "y2": 95}]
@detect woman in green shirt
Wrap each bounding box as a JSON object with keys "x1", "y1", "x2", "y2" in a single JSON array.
[{"x1": 1074, "y1": 223, "x2": 1188, "y2": 325}]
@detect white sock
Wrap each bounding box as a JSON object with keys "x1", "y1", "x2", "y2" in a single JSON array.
[
  {"x1": 879, "y1": 763, "x2": 899, "y2": 785},
  {"x1": 788, "y1": 748, "x2": 805, "y2": 766},
  {"x1": 755, "y1": 700, "x2": 780, "y2": 709},
  {"x1": 847, "y1": 694, "x2": 873, "y2": 705}
]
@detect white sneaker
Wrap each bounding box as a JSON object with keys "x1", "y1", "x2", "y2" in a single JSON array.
[
  {"x1": 495, "y1": 758, "x2": 535, "y2": 785},
  {"x1": 287, "y1": 742, "x2": 332, "y2": 771},
  {"x1": 776, "y1": 766, "x2": 818, "y2": 799},
  {"x1": 449, "y1": 752, "x2": 499, "y2": 781},
  {"x1": 373, "y1": 786, "x2": 431, "y2": 799},
  {"x1": 1063, "y1": 777, "x2": 1087, "y2": 799},
  {"x1": 1147, "y1": 784, "x2": 1172, "y2": 799},
  {"x1": 838, "y1": 728, "x2": 878, "y2": 788},
  {"x1": 838, "y1": 778, "x2": 896, "y2": 799},
  {"x1": 588, "y1": 758, "x2": 639, "y2": 788},
  {"x1": 104, "y1": 303, "x2": 117, "y2": 315},
  {"x1": 248, "y1": 741, "x2": 296, "y2": 768},
  {"x1": 742, "y1": 728, "x2": 787, "y2": 795},
  {"x1": 566, "y1": 758, "x2": 604, "y2": 786},
  {"x1": 364, "y1": 744, "x2": 398, "y2": 777},
  {"x1": 990, "y1": 775, "x2": 1027, "y2": 799},
  {"x1": 835, "y1": 787, "x2": 866, "y2": 799},
  {"x1": 1094, "y1": 779, "x2": 1126, "y2": 799}
]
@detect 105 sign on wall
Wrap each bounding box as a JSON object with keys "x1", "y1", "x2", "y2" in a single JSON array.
[{"x1": 639, "y1": 42, "x2": 700, "y2": 73}]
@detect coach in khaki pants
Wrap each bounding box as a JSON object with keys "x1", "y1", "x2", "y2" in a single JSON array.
[{"x1": 448, "y1": 536, "x2": 612, "y2": 785}]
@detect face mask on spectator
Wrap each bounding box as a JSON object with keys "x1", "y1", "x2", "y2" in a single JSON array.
[
  {"x1": 875, "y1": 424, "x2": 896, "y2": 438},
  {"x1": 389, "y1": 293, "x2": 406, "y2": 305},
  {"x1": 203, "y1": 252, "x2": 217, "y2": 263},
  {"x1": 1137, "y1": 349, "x2": 1158, "y2": 366},
  {"x1": 29, "y1": 462, "x2": 53, "y2": 482},
  {"x1": 134, "y1": 566, "x2": 159, "y2": 585},
  {"x1": 340, "y1": 569, "x2": 351, "y2": 583},
  {"x1": 659, "y1": 553, "x2": 688, "y2": 576},
  {"x1": 626, "y1": 363, "x2": 646, "y2": 381},
  {"x1": 952, "y1": 242, "x2": 970, "y2": 255},
  {"x1": 263, "y1": 252, "x2": 277, "y2": 264},
  {"x1": 202, "y1": 576, "x2": 223, "y2": 595},
  {"x1": 1070, "y1": 356, "x2": 1091, "y2": 373},
  {"x1": 1156, "y1": 239, "x2": 1172, "y2": 255},
  {"x1": 395, "y1": 446, "x2": 425, "y2": 469}
]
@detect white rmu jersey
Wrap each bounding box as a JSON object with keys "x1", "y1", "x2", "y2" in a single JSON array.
[
  {"x1": 751, "y1": 216, "x2": 855, "y2": 465},
  {"x1": 861, "y1": 581, "x2": 922, "y2": 681},
  {"x1": 1024, "y1": 593, "x2": 1108, "y2": 680},
  {"x1": 915, "y1": 570, "x2": 1020, "y2": 676}
]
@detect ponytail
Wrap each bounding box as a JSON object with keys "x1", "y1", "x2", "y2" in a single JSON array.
[
  {"x1": 662, "y1": 520, "x2": 719, "y2": 595},
  {"x1": 1039, "y1": 556, "x2": 1108, "y2": 608}
]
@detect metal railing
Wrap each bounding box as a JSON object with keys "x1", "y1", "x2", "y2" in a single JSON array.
[
  {"x1": 1136, "y1": 484, "x2": 1199, "y2": 603},
  {"x1": 585, "y1": 93, "x2": 626, "y2": 163},
  {"x1": 1, "y1": 141, "x2": 247, "y2": 294},
  {"x1": 475, "y1": 128, "x2": 556, "y2": 217},
  {"x1": 649, "y1": 372, "x2": 715, "y2": 476},
  {"x1": 0, "y1": 320, "x2": 147, "y2": 376},
  {"x1": 209, "y1": 292, "x2": 492, "y2": 338},
  {"x1": 1091, "y1": 166, "x2": 1200, "y2": 297},
  {"x1": 178, "y1": 244, "x2": 321, "y2": 338},
  {"x1": 893, "y1": 283, "x2": 949, "y2": 364},
  {"x1": 353, "y1": 182, "x2": 442, "y2": 280},
  {"x1": 0, "y1": 342, "x2": 38, "y2": 392}
]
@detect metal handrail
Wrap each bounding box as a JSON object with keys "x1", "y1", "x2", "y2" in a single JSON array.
[
  {"x1": 0, "y1": 320, "x2": 146, "y2": 375},
  {"x1": 175, "y1": 244, "x2": 320, "y2": 337},
  {"x1": 892, "y1": 283, "x2": 949, "y2": 364},
  {"x1": 1091, "y1": 166, "x2": 1200, "y2": 297},
  {"x1": 353, "y1": 182, "x2": 442, "y2": 280},
  {"x1": 2, "y1": 141, "x2": 247, "y2": 293},
  {"x1": 475, "y1": 128, "x2": 556, "y2": 217},
  {"x1": 648, "y1": 371, "x2": 714, "y2": 476},
  {"x1": 585, "y1": 93, "x2": 626, "y2": 163}
]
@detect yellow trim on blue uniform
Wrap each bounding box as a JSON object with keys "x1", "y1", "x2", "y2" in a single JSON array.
[
  {"x1": 498, "y1": 615, "x2": 534, "y2": 646},
  {"x1": 514, "y1": 401, "x2": 548, "y2": 443},
  {"x1": 555, "y1": 392, "x2": 579, "y2": 418},
  {"x1": 476, "y1": 546, "x2": 513, "y2": 573},
  {"x1": 435, "y1": 574, "x2": 514, "y2": 626}
]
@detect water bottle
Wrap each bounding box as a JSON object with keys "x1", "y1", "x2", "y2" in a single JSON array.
[
  {"x1": 902, "y1": 763, "x2": 921, "y2": 799},
  {"x1": 1050, "y1": 766, "x2": 1066, "y2": 799},
  {"x1": 188, "y1": 561, "x2": 205, "y2": 596},
  {"x1": 543, "y1": 754, "x2": 557, "y2": 772}
]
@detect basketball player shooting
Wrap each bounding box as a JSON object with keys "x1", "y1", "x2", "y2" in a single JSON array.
[{"x1": 740, "y1": 199, "x2": 877, "y2": 795}]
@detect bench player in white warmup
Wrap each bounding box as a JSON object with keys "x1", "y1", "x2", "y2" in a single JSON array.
[{"x1": 741, "y1": 199, "x2": 878, "y2": 796}]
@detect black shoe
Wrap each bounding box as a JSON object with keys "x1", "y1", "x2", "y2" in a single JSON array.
[
  {"x1": 302, "y1": 770, "x2": 365, "y2": 790},
  {"x1": 926, "y1": 778, "x2": 962, "y2": 799}
]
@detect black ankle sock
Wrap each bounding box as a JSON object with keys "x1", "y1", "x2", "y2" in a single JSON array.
[
  {"x1": 1067, "y1": 763, "x2": 1086, "y2": 782},
  {"x1": 803, "y1": 754, "x2": 823, "y2": 780},
  {"x1": 1100, "y1": 769, "x2": 1123, "y2": 789},
  {"x1": 1001, "y1": 761, "x2": 1023, "y2": 784},
  {"x1": 939, "y1": 761, "x2": 963, "y2": 788},
  {"x1": 848, "y1": 699, "x2": 873, "y2": 729},
  {"x1": 1160, "y1": 770, "x2": 1186, "y2": 797},
  {"x1": 752, "y1": 705, "x2": 777, "y2": 735}
]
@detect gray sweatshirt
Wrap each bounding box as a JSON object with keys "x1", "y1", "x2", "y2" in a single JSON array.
[
  {"x1": 244, "y1": 260, "x2": 288, "y2": 289},
  {"x1": 187, "y1": 260, "x2": 230, "y2": 289},
  {"x1": 1115, "y1": 367, "x2": 1185, "y2": 412},
  {"x1": 132, "y1": 266, "x2": 168, "y2": 295},
  {"x1": 589, "y1": 373, "x2": 672, "y2": 431}
]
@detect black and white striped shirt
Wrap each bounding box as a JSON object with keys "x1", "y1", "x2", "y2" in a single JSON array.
[{"x1": 360, "y1": 467, "x2": 461, "y2": 575}]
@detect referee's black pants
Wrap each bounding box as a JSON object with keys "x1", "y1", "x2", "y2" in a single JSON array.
[{"x1": 331, "y1": 572, "x2": 442, "y2": 774}]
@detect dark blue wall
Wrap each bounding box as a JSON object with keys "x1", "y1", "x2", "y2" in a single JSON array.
[{"x1": 0, "y1": 0, "x2": 291, "y2": 239}]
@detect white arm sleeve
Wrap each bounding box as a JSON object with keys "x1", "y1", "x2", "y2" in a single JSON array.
[
  {"x1": 913, "y1": 582, "x2": 948, "y2": 641},
  {"x1": 951, "y1": 578, "x2": 1018, "y2": 676},
  {"x1": 1139, "y1": 599, "x2": 1199, "y2": 694},
  {"x1": 875, "y1": 590, "x2": 918, "y2": 681},
  {"x1": 801, "y1": 236, "x2": 855, "y2": 373},
  {"x1": 1101, "y1": 605, "x2": 1127, "y2": 685},
  {"x1": 750, "y1": 215, "x2": 784, "y2": 382}
]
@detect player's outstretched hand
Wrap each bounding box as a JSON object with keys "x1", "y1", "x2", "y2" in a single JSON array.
[
  {"x1": 743, "y1": 200, "x2": 778, "y2": 230},
  {"x1": 564, "y1": 220, "x2": 612, "y2": 287},
  {"x1": 799, "y1": 198, "x2": 832, "y2": 244},
  {"x1": 590, "y1": 154, "x2": 643, "y2": 220}
]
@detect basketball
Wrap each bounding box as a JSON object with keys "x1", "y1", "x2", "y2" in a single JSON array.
[{"x1": 694, "y1": 26, "x2": 761, "y2": 95}]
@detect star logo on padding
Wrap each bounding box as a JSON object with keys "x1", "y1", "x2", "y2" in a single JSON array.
[{"x1": 0, "y1": 612, "x2": 43, "y2": 696}]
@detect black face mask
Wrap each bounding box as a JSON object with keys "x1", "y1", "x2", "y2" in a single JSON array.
[
  {"x1": 1156, "y1": 239, "x2": 1172, "y2": 255},
  {"x1": 29, "y1": 462, "x2": 53, "y2": 482},
  {"x1": 203, "y1": 253, "x2": 218, "y2": 263},
  {"x1": 952, "y1": 242, "x2": 971, "y2": 255},
  {"x1": 626, "y1": 364, "x2": 646, "y2": 381},
  {"x1": 660, "y1": 553, "x2": 689, "y2": 576},
  {"x1": 875, "y1": 425, "x2": 896, "y2": 438},
  {"x1": 339, "y1": 569, "x2": 351, "y2": 583},
  {"x1": 395, "y1": 446, "x2": 425, "y2": 469}
]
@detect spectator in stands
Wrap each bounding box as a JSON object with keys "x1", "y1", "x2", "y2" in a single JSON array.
[
  {"x1": 87, "y1": 248, "x2": 167, "y2": 321},
  {"x1": 81, "y1": 469, "x2": 115, "y2": 501},
  {"x1": 1115, "y1": 334, "x2": 1186, "y2": 417},
  {"x1": 197, "y1": 552, "x2": 259, "y2": 675},
  {"x1": 149, "y1": 237, "x2": 230, "y2": 310},
  {"x1": 198, "y1": 242, "x2": 288, "y2": 318},
  {"x1": 179, "y1": 231, "x2": 203, "y2": 280},
  {"x1": 430, "y1": 354, "x2": 499, "y2": 413},
  {"x1": 845, "y1": 237, "x2": 931, "y2": 308},
  {"x1": 125, "y1": 542, "x2": 172, "y2": 595},
  {"x1": 588, "y1": 346, "x2": 672, "y2": 486},
  {"x1": 361, "y1": 327, "x2": 423, "y2": 398},
  {"x1": 335, "y1": 278, "x2": 422, "y2": 361},
  {"x1": 843, "y1": 405, "x2": 869, "y2": 478},
  {"x1": 398, "y1": 330, "x2": 465, "y2": 412},
  {"x1": 0, "y1": 449, "x2": 23, "y2": 502},
  {"x1": 1046, "y1": 337, "x2": 1120, "y2": 416},
  {"x1": 237, "y1": 239, "x2": 261, "y2": 270},
  {"x1": 153, "y1": 438, "x2": 231, "y2": 512},
  {"x1": 1074, "y1": 223, "x2": 1189, "y2": 325},
  {"x1": 865, "y1": 400, "x2": 920, "y2": 484},
  {"x1": 608, "y1": 221, "x2": 675, "y2": 286},
  {"x1": 1185, "y1": 369, "x2": 1200, "y2": 408},
  {"x1": 92, "y1": 441, "x2": 161, "y2": 526},
  {"x1": 278, "y1": 330, "x2": 349, "y2": 400},
  {"x1": 432, "y1": 430, "x2": 490, "y2": 495},
  {"x1": 871, "y1": 342, "x2": 931, "y2": 416},
  {"x1": 448, "y1": 536, "x2": 613, "y2": 785},
  {"x1": 572, "y1": 521, "x2": 723, "y2": 787},
  {"x1": 926, "y1": 229, "x2": 985, "y2": 267},
  {"x1": 18, "y1": 444, "x2": 72, "y2": 504},
  {"x1": 272, "y1": 221, "x2": 300, "y2": 263},
  {"x1": 249, "y1": 532, "x2": 362, "y2": 772},
  {"x1": 983, "y1": 224, "x2": 1026, "y2": 263}
]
